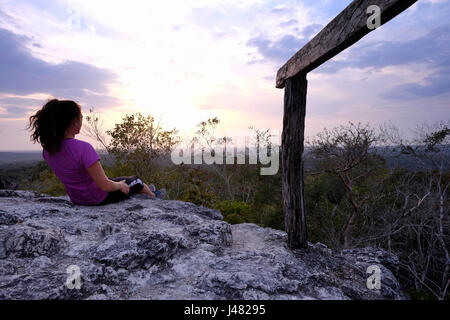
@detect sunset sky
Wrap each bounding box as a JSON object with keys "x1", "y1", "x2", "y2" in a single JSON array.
[{"x1": 0, "y1": 0, "x2": 449, "y2": 151}]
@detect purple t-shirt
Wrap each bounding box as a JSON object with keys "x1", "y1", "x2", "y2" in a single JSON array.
[{"x1": 42, "y1": 138, "x2": 108, "y2": 205}]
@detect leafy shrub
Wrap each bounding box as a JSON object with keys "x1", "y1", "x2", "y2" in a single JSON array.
[{"x1": 214, "y1": 200, "x2": 253, "y2": 224}]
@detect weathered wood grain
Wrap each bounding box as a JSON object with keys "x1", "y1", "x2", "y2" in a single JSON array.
[
  {"x1": 276, "y1": 0, "x2": 417, "y2": 88},
  {"x1": 282, "y1": 74, "x2": 309, "y2": 249}
]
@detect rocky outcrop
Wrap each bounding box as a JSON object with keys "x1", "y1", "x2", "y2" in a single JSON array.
[{"x1": 0, "y1": 190, "x2": 406, "y2": 300}]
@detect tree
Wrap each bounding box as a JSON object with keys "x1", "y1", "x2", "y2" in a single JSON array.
[
  {"x1": 83, "y1": 110, "x2": 181, "y2": 190},
  {"x1": 306, "y1": 121, "x2": 386, "y2": 248},
  {"x1": 377, "y1": 120, "x2": 449, "y2": 300},
  {"x1": 82, "y1": 108, "x2": 111, "y2": 153},
  {"x1": 193, "y1": 117, "x2": 235, "y2": 200},
  {"x1": 106, "y1": 113, "x2": 180, "y2": 179}
]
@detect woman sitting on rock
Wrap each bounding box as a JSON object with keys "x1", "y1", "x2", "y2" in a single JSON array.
[{"x1": 27, "y1": 99, "x2": 166, "y2": 206}]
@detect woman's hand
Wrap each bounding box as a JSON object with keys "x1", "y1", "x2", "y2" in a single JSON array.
[
  {"x1": 87, "y1": 160, "x2": 131, "y2": 193},
  {"x1": 118, "y1": 180, "x2": 130, "y2": 194}
]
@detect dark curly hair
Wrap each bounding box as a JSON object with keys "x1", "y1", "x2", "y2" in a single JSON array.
[{"x1": 28, "y1": 99, "x2": 82, "y2": 154}]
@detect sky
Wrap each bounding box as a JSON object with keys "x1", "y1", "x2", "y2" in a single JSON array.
[{"x1": 0, "y1": 0, "x2": 449, "y2": 151}]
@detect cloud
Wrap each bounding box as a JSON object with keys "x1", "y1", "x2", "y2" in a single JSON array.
[
  {"x1": 247, "y1": 17, "x2": 450, "y2": 100},
  {"x1": 301, "y1": 23, "x2": 323, "y2": 40},
  {"x1": 246, "y1": 22, "x2": 324, "y2": 67},
  {"x1": 246, "y1": 33, "x2": 305, "y2": 67},
  {"x1": 0, "y1": 96, "x2": 44, "y2": 119},
  {"x1": 270, "y1": 7, "x2": 292, "y2": 15},
  {"x1": 316, "y1": 24, "x2": 450, "y2": 73},
  {"x1": 375, "y1": 24, "x2": 450, "y2": 100},
  {"x1": 0, "y1": 28, "x2": 120, "y2": 117},
  {"x1": 278, "y1": 19, "x2": 298, "y2": 28},
  {"x1": 382, "y1": 71, "x2": 450, "y2": 100},
  {"x1": 0, "y1": 8, "x2": 17, "y2": 27}
]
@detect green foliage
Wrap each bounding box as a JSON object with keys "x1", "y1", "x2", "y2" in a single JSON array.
[
  {"x1": 102, "y1": 162, "x2": 135, "y2": 179},
  {"x1": 304, "y1": 173, "x2": 345, "y2": 248},
  {"x1": 38, "y1": 169, "x2": 66, "y2": 196},
  {"x1": 106, "y1": 112, "x2": 180, "y2": 176},
  {"x1": 17, "y1": 161, "x2": 65, "y2": 196},
  {"x1": 111, "y1": 113, "x2": 180, "y2": 154},
  {"x1": 248, "y1": 171, "x2": 284, "y2": 229},
  {"x1": 214, "y1": 200, "x2": 253, "y2": 224},
  {"x1": 100, "y1": 112, "x2": 183, "y2": 198},
  {"x1": 423, "y1": 126, "x2": 449, "y2": 152},
  {"x1": 181, "y1": 168, "x2": 216, "y2": 207},
  {"x1": 255, "y1": 203, "x2": 284, "y2": 230}
]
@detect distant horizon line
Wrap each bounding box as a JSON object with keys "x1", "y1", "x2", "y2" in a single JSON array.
[{"x1": 2, "y1": 144, "x2": 449, "y2": 153}]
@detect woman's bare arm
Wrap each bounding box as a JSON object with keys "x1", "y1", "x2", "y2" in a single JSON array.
[{"x1": 86, "y1": 160, "x2": 129, "y2": 194}]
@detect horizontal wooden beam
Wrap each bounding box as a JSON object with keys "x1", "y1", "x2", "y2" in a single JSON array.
[{"x1": 276, "y1": 0, "x2": 417, "y2": 88}]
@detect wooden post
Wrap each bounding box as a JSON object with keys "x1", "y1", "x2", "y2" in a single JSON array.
[
  {"x1": 276, "y1": 0, "x2": 417, "y2": 250},
  {"x1": 282, "y1": 74, "x2": 308, "y2": 249}
]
